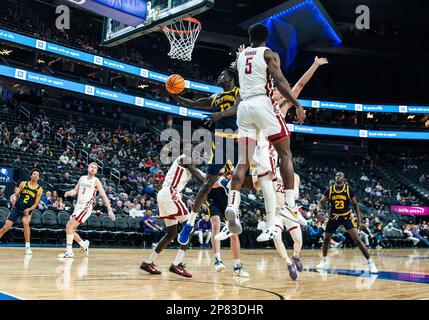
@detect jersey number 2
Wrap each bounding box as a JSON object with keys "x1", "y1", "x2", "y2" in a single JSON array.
[{"x1": 245, "y1": 57, "x2": 253, "y2": 74}]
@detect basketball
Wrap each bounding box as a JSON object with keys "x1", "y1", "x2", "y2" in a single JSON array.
[{"x1": 165, "y1": 74, "x2": 185, "y2": 94}]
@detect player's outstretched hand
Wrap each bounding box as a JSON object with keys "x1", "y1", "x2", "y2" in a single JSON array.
[
  {"x1": 294, "y1": 107, "x2": 306, "y2": 125},
  {"x1": 23, "y1": 208, "x2": 31, "y2": 216},
  {"x1": 108, "y1": 210, "x2": 116, "y2": 221},
  {"x1": 205, "y1": 113, "x2": 221, "y2": 127},
  {"x1": 236, "y1": 44, "x2": 245, "y2": 55},
  {"x1": 315, "y1": 56, "x2": 329, "y2": 66}
]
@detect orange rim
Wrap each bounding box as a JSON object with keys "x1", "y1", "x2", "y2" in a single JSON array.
[{"x1": 162, "y1": 17, "x2": 202, "y2": 35}]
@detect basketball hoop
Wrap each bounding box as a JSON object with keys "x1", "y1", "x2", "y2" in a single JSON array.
[{"x1": 162, "y1": 17, "x2": 202, "y2": 61}]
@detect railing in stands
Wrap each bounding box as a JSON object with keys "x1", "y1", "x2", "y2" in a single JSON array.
[
  {"x1": 95, "y1": 159, "x2": 104, "y2": 175},
  {"x1": 67, "y1": 140, "x2": 75, "y2": 151},
  {"x1": 79, "y1": 149, "x2": 89, "y2": 165},
  {"x1": 110, "y1": 167, "x2": 120, "y2": 186},
  {"x1": 18, "y1": 104, "x2": 30, "y2": 121},
  {"x1": 54, "y1": 133, "x2": 63, "y2": 146}
]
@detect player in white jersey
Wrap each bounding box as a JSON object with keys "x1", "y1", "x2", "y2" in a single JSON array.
[
  {"x1": 140, "y1": 154, "x2": 205, "y2": 278},
  {"x1": 225, "y1": 23, "x2": 306, "y2": 241},
  {"x1": 251, "y1": 55, "x2": 328, "y2": 243},
  {"x1": 58, "y1": 162, "x2": 115, "y2": 259}
]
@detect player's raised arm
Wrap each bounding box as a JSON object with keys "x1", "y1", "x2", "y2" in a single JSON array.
[
  {"x1": 265, "y1": 50, "x2": 305, "y2": 124},
  {"x1": 24, "y1": 187, "x2": 43, "y2": 216},
  {"x1": 175, "y1": 95, "x2": 214, "y2": 109},
  {"x1": 95, "y1": 178, "x2": 115, "y2": 221},
  {"x1": 292, "y1": 56, "x2": 328, "y2": 98}
]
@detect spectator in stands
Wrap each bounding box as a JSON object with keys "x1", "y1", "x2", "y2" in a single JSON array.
[
  {"x1": 43, "y1": 146, "x2": 53, "y2": 157},
  {"x1": 12, "y1": 156, "x2": 20, "y2": 167},
  {"x1": 93, "y1": 198, "x2": 107, "y2": 216},
  {"x1": 52, "y1": 191, "x2": 58, "y2": 203},
  {"x1": 374, "y1": 223, "x2": 387, "y2": 248},
  {"x1": 62, "y1": 172, "x2": 72, "y2": 184},
  {"x1": 403, "y1": 225, "x2": 420, "y2": 247},
  {"x1": 308, "y1": 220, "x2": 323, "y2": 246},
  {"x1": 412, "y1": 225, "x2": 429, "y2": 247},
  {"x1": 14, "y1": 123, "x2": 22, "y2": 135},
  {"x1": 35, "y1": 143, "x2": 44, "y2": 155},
  {"x1": 129, "y1": 203, "x2": 144, "y2": 218},
  {"x1": 114, "y1": 200, "x2": 124, "y2": 215},
  {"x1": 106, "y1": 186, "x2": 116, "y2": 203},
  {"x1": 111, "y1": 155, "x2": 120, "y2": 167},
  {"x1": 56, "y1": 160, "x2": 65, "y2": 172},
  {"x1": 360, "y1": 173, "x2": 369, "y2": 182},
  {"x1": 53, "y1": 197, "x2": 65, "y2": 210},
  {"x1": 11, "y1": 134, "x2": 23, "y2": 149},
  {"x1": 194, "y1": 214, "x2": 212, "y2": 248},
  {"x1": 59, "y1": 151, "x2": 69, "y2": 165},
  {"x1": 40, "y1": 191, "x2": 53, "y2": 209},
  {"x1": 0, "y1": 188, "x2": 8, "y2": 207},
  {"x1": 361, "y1": 221, "x2": 376, "y2": 248},
  {"x1": 141, "y1": 209, "x2": 163, "y2": 247},
  {"x1": 69, "y1": 157, "x2": 77, "y2": 168}
]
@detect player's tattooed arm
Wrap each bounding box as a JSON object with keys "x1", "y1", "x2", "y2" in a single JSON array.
[
  {"x1": 265, "y1": 50, "x2": 305, "y2": 124},
  {"x1": 174, "y1": 95, "x2": 213, "y2": 109},
  {"x1": 351, "y1": 196, "x2": 362, "y2": 228},
  {"x1": 95, "y1": 178, "x2": 116, "y2": 221},
  {"x1": 24, "y1": 188, "x2": 43, "y2": 215}
]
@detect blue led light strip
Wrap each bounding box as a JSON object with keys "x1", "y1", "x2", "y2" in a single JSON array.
[
  {"x1": 0, "y1": 28, "x2": 428, "y2": 114},
  {"x1": 0, "y1": 28, "x2": 222, "y2": 94},
  {"x1": 1, "y1": 65, "x2": 428, "y2": 140}
]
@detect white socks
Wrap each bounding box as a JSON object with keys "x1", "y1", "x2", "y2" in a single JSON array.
[
  {"x1": 173, "y1": 249, "x2": 186, "y2": 266},
  {"x1": 259, "y1": 175, "x2": 276, "y2": 228},
  {"x1": 66, "y1": 234, "x2": 74, "y2": 252},
  {"x1": 78, "y1": 240, "x2": 85, "y2": 248},
  {"x1": 228, "y1": 190, "x2": 241, "y2": 210},
  {"x1": 187, "y1": 211, "x2": 198, "y2": 226},
  {"x1": 215, "y1": 253, "x2": 221, "y2": 261},
  {"x1": 146, "y1": 251, "x2": 158, "y2": 264},
  {"x1": 233, "y1": 259, "x2": 241, "y2": 267},
  {"x1": 25, "y1": 242, "x2": 30, "y2": 248},
  {"x1": 285, "y1": 190, "x2": 295, "y2": 207}
]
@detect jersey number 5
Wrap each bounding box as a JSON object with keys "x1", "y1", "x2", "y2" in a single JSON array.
[{"x1": 245, "y1": 57, "x2": 253, "y2": 74}]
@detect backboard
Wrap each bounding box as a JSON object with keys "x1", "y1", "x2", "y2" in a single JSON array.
[{"x1": 102, "y1": 0, "x2": 214, "y2": 47}]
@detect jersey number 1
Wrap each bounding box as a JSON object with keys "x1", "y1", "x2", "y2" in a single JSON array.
[{"x1": 245, "y1": 57, "x2": 253, "y2": 74}]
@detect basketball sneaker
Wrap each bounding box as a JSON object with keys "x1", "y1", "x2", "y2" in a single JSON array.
[
  {"x1": 80, "y1": 240, "x2": 90, "y2": 257},
  {"x1": 169, "y1": 263, "x2": 192, "y2": 278},
  {"x1": 215, "y1": 224, "x2": 232, "y2": 241},
  {"x1": 214, "y1": 259, "x2": 226, "y2": 272},
  {"x1": 316, "y1": 258, "x2": 329, "y2": 269},
  {"x1": 256, "y1": 227, "x2": 279, "y2": 242},
  {"x1": 140, "y1": 261, "x2": 161, "y2": 275},
  {"x1": 368, "y1": 260, "x2": 379, "y2": 274},
  {"x1": 178, "y1": 223, "x2": 194, "y2": 245},
  {"x1": 58, "y1": 251, "x2": 75, "y2": 259},
  {"x1": 25, "y1": 247, "x2": 32, "y2": 255},
  {"x1": 291, "y1": 255, "x2": 303, "y2": 272},
  {"x1": 233, "y1": 264, "x2": 250, "y2": 278},
  {"x1": 225, "y1": 206, "x2": 242, "y2": 235},
  {"x1": 288, "y1": 263, "x2": 298, "y2": 281},
  {"x1": 279, "y1": 205, "x2": 307, "y2": 227}
]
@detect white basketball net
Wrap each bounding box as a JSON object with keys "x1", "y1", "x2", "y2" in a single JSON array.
[{"x1": 163, "y1": 18, "x2": 202, "y2": 61}]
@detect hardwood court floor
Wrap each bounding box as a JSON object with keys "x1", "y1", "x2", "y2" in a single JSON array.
[{"x1": 0, "y1": 247, "x2": 428, "y2": 300}]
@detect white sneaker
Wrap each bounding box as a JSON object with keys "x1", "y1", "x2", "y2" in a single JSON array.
[
  {"x1": 58, "y1": 251, "x2": 75, "y2": 259},
  {"x1": 368, "y1": 261, "x2": 379, "y2": 274},
  {"x1": 81, "y1": 240, "x2": 90, "y2": 257},
  {"x1": 214, "y1": 260, "x2": 226, "y2": 272},
  {"x1": 316, "y1": 259, "x2": 329, "y2": 269},
  {"x1": 279, "y1": 205, "x2": 307, "y2": 227},
  {"x1": 233, "y1": 264, "x2": 250, "y2": 278},
  {"x1": 215, "y1": 224, "x2": 232, "y2": 241},
  {"x1": 225, "y1": 206, "x2": 242, "y2": 235},
  {"x1": 256, "y1": 227, "x2": 279, "y2": 242},
  {"x1": 25, "y1": 247, "x2": 32, "y2": 255}
]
